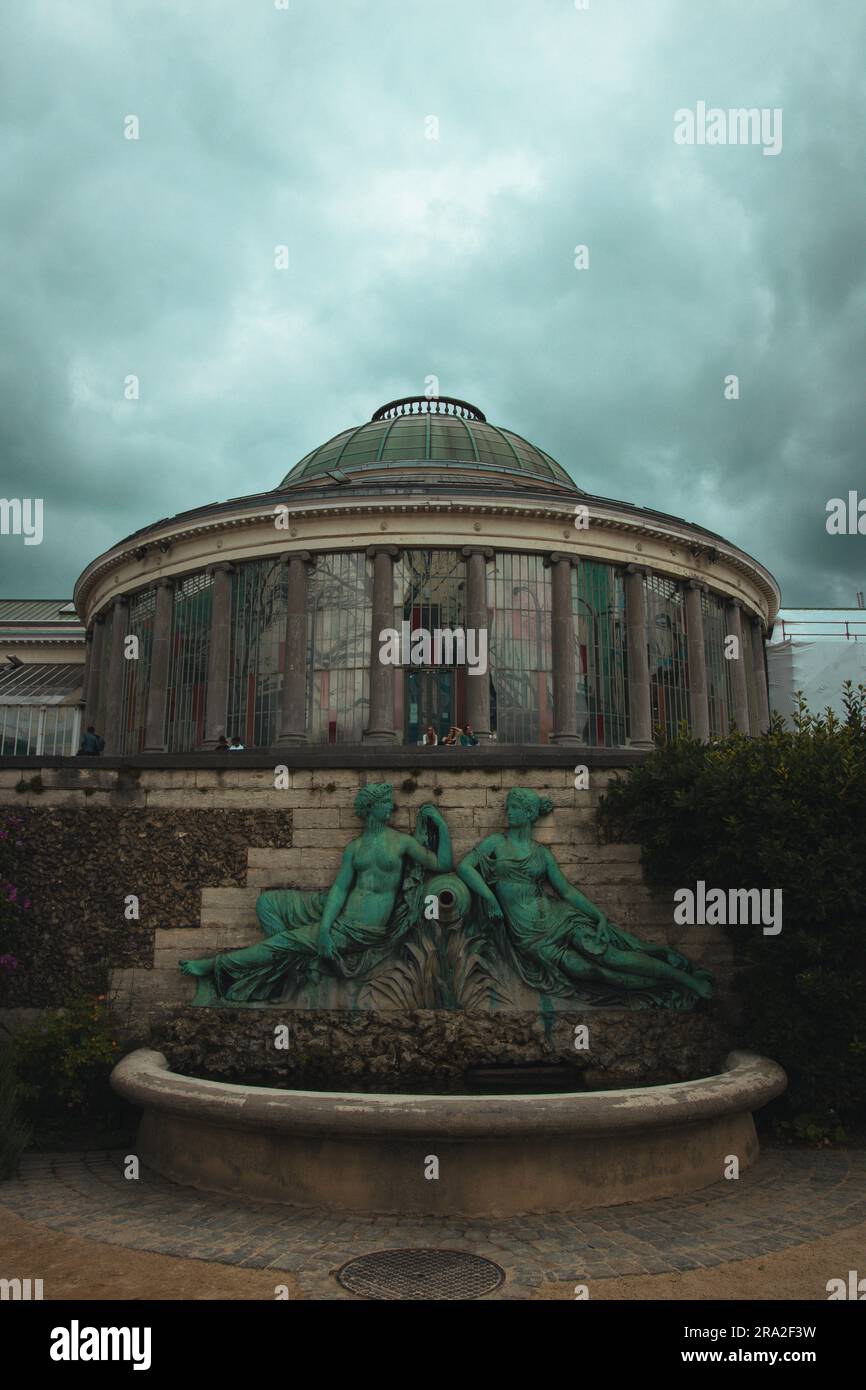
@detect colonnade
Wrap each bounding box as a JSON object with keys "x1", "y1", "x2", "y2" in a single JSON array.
[{"x1": 82, "y1": 548, "x2": 771, "y2": 753}]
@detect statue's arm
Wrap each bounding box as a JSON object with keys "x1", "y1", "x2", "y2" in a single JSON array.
[
  {"x1": 318, "y1": 845, "x2": 355, "y2": 957},
  {"x1": 403, "y1": 834, "x2": 443, "y2": 875},
  {"x1": 457, "y1": 841, "x2": 503, "y2": 918},
  {"x1": 544, "y1": 849, "x2": 606, "y2": 924},
  {"x1": 412, "y1": 803, "x2": 453, "y2": 871}
]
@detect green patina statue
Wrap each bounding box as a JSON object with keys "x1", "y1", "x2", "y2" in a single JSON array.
[
  {"x1": 456, "y1": 787, "x2": 713, "y2": 1009},
  {"x1": 179, "y1": 782, "x2": 712, "y2": 1009},
  {"x1": 180, "y1": 782, "x2": 452, "y2": 1004}
]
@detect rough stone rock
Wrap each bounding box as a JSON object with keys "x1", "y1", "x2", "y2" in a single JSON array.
[
  {"x1": 151, "y1": 1004, "x2": 727, "y2": 1093},
  {"x1": 0, "y1": 808, "x2": 293, "y2": 1007}
]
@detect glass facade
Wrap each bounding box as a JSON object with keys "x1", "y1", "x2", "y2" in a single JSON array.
[
  {"x1": 487, "y1": 553, "x2": 552, "y2": 744},
  {"x1": 645, "y1": 574, "x2": 690, "y2": 740},
  {"x1": 308, "y1": 552, "x2": 371, "y2": 744},
  {"x1": 31, "y1": 550, "x2": 767, "y2": 757},
  {"x1": 227, "y1": 559, "x2": 286, "y2": 748},
  {"x1": 119, "y1": 590, "x2": 155, "y2": 754},
  {"x1": 393, "y1": 549, "x2": 466, "y2": 743},
  {"x1": 702, "y1": 590, "x2": 734, "y2": 737},
  {"x1": 0, "y1": 704, "x2": 81, "y2": 756},
  {"x1": 42, "y1": 706, "x2": 82, "y2": 754},
  {"x1": 573, "y1": 562, "x2": 629, "y2": 747},
  {"x1": 166, "y1": 572, "x2": 213, "y2": 751}
]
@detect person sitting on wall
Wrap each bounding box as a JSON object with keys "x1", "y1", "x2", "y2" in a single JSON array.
[
  {"x1": 460, "y1": 723, "x2": 479, "y2": 747},
  {"x1": 77, "y1": 725, "x2": 105, "y2": 756},
  {"x1": 215, "y1": 735, "x2": 230, "y2": 751},
  {"x1": 228, "y1": 735, "x2": 245, "y2": 751},
  {"x1": 421, "y1": 724, "x2": 438, "y2": 746},
  {"x1": 441, "y1": 726, "x2": 459, "y2": 746}
]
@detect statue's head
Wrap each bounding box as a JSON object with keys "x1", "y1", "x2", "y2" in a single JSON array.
[
  {"x1": 354, "y1": 782, "x2": 394, "y2": 824},
  {"x1": 506, "y1": 787, "x2": 554, "y2": 828}
]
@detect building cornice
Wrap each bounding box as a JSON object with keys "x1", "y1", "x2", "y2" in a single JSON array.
[{"x1": 74, "y1": 493, "x2": 780, "y2": 628}]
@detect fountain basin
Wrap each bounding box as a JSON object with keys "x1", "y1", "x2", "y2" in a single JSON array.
[{"x1": 111, "y1": 1048, "x2": 786, "y2": 1216}]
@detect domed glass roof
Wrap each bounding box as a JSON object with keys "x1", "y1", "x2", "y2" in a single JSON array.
[{"x1": 278, "y1": 397, "x2": 581, "y2": 493}]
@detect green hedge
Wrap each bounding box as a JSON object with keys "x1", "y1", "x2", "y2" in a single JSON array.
[{"x1": 598, "y1": 683, "x2": 866, "y2": 1141}]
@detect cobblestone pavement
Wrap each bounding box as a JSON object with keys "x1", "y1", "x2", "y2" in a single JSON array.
[{"x1": 1, "y1": 1150, "x2": 864, "y2": 1299}]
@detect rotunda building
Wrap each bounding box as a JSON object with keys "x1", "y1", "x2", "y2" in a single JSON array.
[{"x1": 73, "y1": 396, "x2": 779, "y2": 756}]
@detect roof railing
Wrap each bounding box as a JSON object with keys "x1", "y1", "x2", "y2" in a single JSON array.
[
  {"x1": 776, "y1": 617, "x2": 866, "y2": 642},
  {"x1": 371, "y1": 395, "x2": 487, "y2": 423}
]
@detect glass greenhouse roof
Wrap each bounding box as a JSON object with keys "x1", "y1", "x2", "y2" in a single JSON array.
[{"x1": 278, "y1": 399, "x2": 582, "y2": 493}]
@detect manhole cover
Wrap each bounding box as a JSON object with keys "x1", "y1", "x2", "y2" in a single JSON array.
[{"x1": 336, "y1": 1248, "x2": 505, "y2": 1300}]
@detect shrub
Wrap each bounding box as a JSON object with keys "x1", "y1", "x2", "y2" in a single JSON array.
[
  {"x1": 597, "y1": 682, "x2": 866, "y2": 1141},
  {"x1": 11, "y1": 996, "x2": 122, "y2": 1124},
  {"x1": 0, "y1": 812, "x2": 29, "y2": 1001},
  {"x1": 0, "y1": 1045, "x2": 31, "y2": 1177}
]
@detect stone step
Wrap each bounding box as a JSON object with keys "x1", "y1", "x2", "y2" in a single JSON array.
[{"x1": 154, "y1": 926, "x2": 261, "y2": 970}]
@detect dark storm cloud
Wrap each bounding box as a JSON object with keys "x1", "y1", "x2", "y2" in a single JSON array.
[{"x1": 1, "y1": 0, "x2": 864, "y2": 605}]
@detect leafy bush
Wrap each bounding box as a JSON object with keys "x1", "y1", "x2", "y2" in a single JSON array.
[
  {"x1": 0, "y1": 812, "x2": 29, "y2": 993},
  {"x1": 0, "y1": 1045, "x2": 31, "y2": 1177},
  {"x1": 11, "y1": 996, "x2": 122, "y2": 1125},
  {"x1": 597, "y1": 682, "x2": 866, "y2": 1140}
]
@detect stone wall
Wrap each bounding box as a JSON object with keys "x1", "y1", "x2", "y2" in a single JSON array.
[{"x1": 0, "y1": 762, "x2": 736, "y2": 1035}]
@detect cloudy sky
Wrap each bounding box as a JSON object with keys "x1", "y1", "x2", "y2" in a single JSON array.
[{"x1": 1, "y1": 0, "x2": 864, "y2": 606}]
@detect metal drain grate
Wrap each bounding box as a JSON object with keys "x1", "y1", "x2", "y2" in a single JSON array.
[{"x1": 336, "y1": 1248, "x2": 505, "y2": 1301}]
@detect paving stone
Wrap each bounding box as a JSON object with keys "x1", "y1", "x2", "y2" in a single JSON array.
[{"x1": 0, "y1": 1148, "x2": 863, "y2": 1295}]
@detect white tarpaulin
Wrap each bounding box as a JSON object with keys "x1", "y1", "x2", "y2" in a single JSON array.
[{"x1": 767, "y1": 639, "x2": 866, "y2": 724}]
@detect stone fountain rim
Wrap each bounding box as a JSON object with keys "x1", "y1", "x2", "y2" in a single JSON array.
[{"x1": 111, "y1": 1048, "x2": 786, "y2": 1140}]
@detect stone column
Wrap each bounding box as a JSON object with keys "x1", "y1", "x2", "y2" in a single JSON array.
[
  {"x1": 79, "y1": 629, "x2": 92, "y2": 722},
  {"x1": 548, "y1": 552, "x2": 580, "y2": 745},
  {"x1": 275, "y1": 551, "x2": 313, "y2": 746},
  {"x1": 102, "y1": 596, "x2": 129, "y2": 755},
  {"x1": 749, "y1": 616, "x2": 771, "y2": 733},
  {"x1": 143, "y1": 578, "x2": 175, "y2": 753},
  {"x1": 364, "y1": 544, "x2": 400, "y2": 744},
  {"x1": 83, "y1": 615, "x2": 105, "y2": 730},
  {"x1": 684, "y1": 581, "x2": 710, "y2": 742},
  {"x1": 624, "y1": 565, "x2": 653, "y2": 749},
  {"x1": 461, "y1": 545, "x2": 493, "y2": 740},
  {"x1": 725, "y1": 600, "x2": 750, "y2": 734},
  {"x1": 200, "y1": 562, "x2": 234, "y2": 748}
]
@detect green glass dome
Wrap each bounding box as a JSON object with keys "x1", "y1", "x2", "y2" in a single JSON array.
[{"x1": 278, "y1": 397, "x2": 582, "y2": 493}]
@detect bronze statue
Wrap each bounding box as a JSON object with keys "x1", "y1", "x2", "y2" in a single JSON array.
[
  {"x1": 180, "y1": 783, "x2": 451, "y2": 1003},
  {"x1": 456, "y1": 788, "x2": 713, "y2": 1009},
  {"x1": 179, "y1": 783, "x2": 711, "y2": 1010}
]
